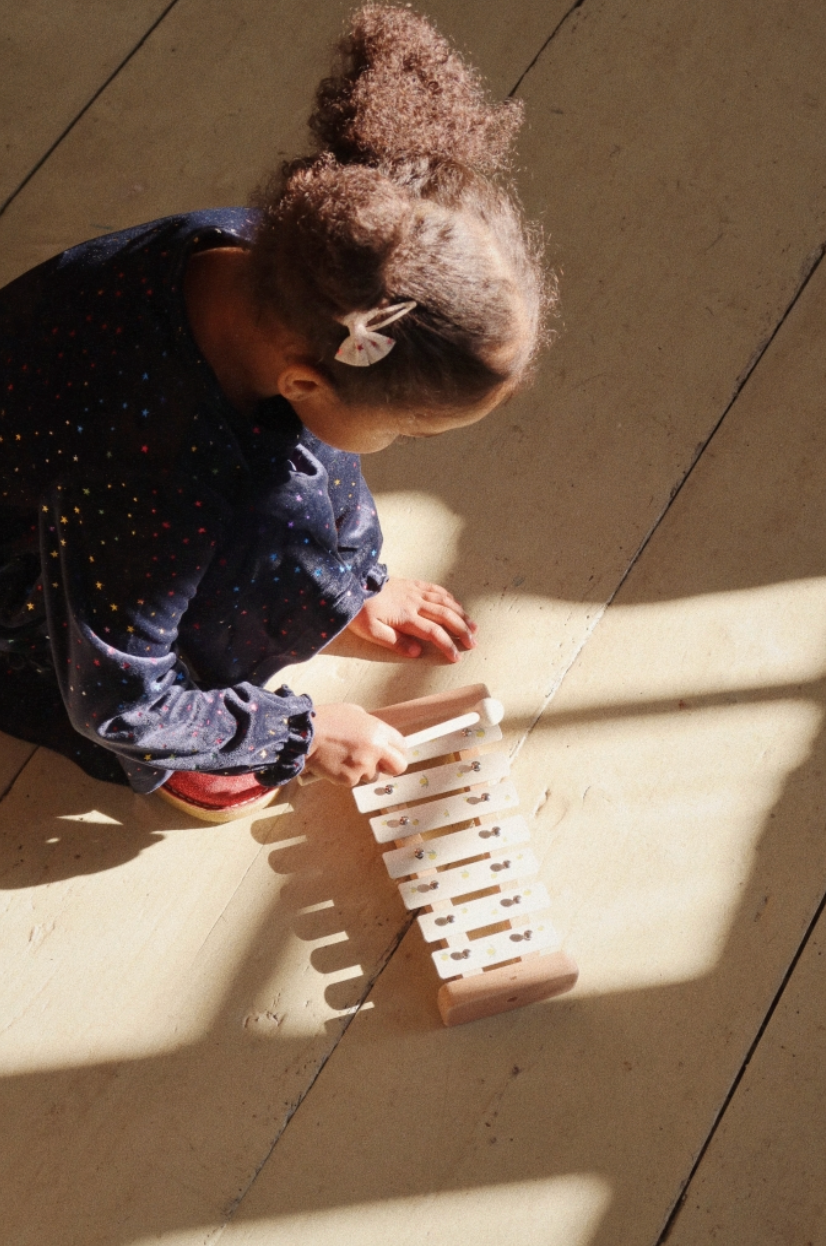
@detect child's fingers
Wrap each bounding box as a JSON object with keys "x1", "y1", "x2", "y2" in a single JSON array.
[
  {"x1": 417, "y1": 582, "x2": 476, "y2": 623},
  {"x1": 376, "y1": 738, "x2": 408, "y2": 777},
  {"x1": 348, "y1": 579, "x2": 478, "y2": 659},
  {"x1": 367, "y1": 720, "x2": 408, "y2": 778},
  {"x1": 308, "y1": 704, "x2": 408, "y2": 785},
  {"x1": 419, "y1": 593, "x2": 478, "y2": 638},
  {"x1": 415, "y1": 600, "x2": 477, "y2": 649},
  {"x1": 396, "y1": 616, "x2": 464, "y2": 663},
  {"x1": 362, "y1": 615, "x2": 424, "y2": 658},
  {"x1": 364, "y1": 609, "x2": 459, "y2": 662}
]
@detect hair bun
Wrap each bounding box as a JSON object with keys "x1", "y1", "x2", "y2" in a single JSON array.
[
  {"x1": 310, "y1": 4, "x2": 523, "y2": 175},
  {"x1": 250, "y1": 6, "x2": 550, "y2": 415}
]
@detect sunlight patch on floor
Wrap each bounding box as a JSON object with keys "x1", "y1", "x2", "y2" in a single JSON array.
[
  {"x1": 374, "y1": 490, "x2": 465, "y2": 582},
  {"x1": 208, "y1": 1174, "x2": 612, "y2": 1246},
  {"x1": 520, "y1": 580, "x2": 826, "y2": 997},
  {"x1": 57, "y1": 810, "x2": 124, "y2": 825}
]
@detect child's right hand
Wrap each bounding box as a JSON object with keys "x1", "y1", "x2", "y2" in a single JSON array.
[{"x1": 306, "y1": 703, "x2": 407, "y2": 786}]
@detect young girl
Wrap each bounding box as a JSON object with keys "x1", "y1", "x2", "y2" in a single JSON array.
[{"x1": 0, "y1": 5, "x2": 548, "y2": 821}]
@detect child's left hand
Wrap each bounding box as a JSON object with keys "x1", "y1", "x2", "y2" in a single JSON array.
[{"x1": 348, "y1": 577, "x2": 478, "y2": 663}]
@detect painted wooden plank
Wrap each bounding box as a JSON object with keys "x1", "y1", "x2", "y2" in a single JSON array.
[
  {"x1": 405, "y1": 720, "x2": 503, "y2": 767},
  {"x1": 418, "y1": 881, "x2": 551, "y2": 942},
  {"x1": 431, "y1": 915, "x2": 561, "y2": 979},
  {"x1": 383, "y1": 814, "x2": 532, "y2": 879},
  {"x1": 0, "y1": 0, "x2": 575, "y2": 285},
  {"x1": 369, "y1": 778, "x2": 519, "y2": 844},
  {"x1": 0, "y1": 742, "x2": 413, "y2": 1244},
  {"x1": 355, "y1": 750, "x2": 510, "y2": 815},
  {"x1": 397, "y1": 845, "x2": 540, "y2": 909}
]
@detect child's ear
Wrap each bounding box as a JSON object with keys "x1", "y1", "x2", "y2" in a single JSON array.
[{"x1": 277, "y1": 365, "x2": 331, "y2": 405}]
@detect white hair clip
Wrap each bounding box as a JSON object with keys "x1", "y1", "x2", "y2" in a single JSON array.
[{"x1": 335, "y1": 300, "x2": 417, "y2": 367}]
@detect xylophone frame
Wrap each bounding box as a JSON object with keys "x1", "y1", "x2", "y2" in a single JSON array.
[{"x1": 359, "y1": 684, "x2": 579, "y2": 1027}]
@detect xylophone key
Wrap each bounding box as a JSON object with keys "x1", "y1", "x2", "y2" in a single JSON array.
[
  {"x1": 396, "y1": 845, "x2": 540, "y2": 908},
  {"x1": 355, "y1": 750, "x2": 510, "y2": 815},
  {"x1": 417, "y1": 880, "x2": 552, "y2": 942},
  {"x1": 431, "y1": 914, "x2": 561, "y2": 979},
  {"x1": 402, "y1": 720, "x2": 503, "y2": 767},
  {"x1": 369, "y1": 776, "x2": 518, "y2": 843},
  {"x1": 383, "y1": 813, "x2": 531, "y2": 878}
]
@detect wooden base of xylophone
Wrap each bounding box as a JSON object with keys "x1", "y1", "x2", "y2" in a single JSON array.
[
  {"x1": 355, "y1": 684, "x2": 579, "y2": 1027},
  {"x1": 437, "y1": 949, "x2": 580, "y2": 1027}
]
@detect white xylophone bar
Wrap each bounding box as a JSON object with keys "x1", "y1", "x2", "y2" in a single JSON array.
[
  {"x1": 432, "y1": 913, "x2": 562, "y2": 979},
  {"x1": 384, "y1": 813, "x2": 532, "y2": 880},
  {"x1": 369, "y1": 770, "x2": 517, "y2": 843},
  {"x1": 355, "y1": 745, "x2": 507, "y2": 814},
  {"x1": 396, "y1": 844, "x2": 540, "y2": 908},
  {"x1": 418, "y1": 880, "x2": 553, "y2": 942},
  {"x1": 397, "y1": 718, "x2": 503, "y2": 768},
  {"x1": 400, "y1": 696, "x2": 504, "y2": 748}
]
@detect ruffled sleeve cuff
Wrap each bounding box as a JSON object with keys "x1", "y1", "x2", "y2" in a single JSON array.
[
  {"x1": 362, "y1": 560, "x2": 388, "y2": 596},
  {"x1": 254, "y1": 686, "x2": 315, "y2": 787}
]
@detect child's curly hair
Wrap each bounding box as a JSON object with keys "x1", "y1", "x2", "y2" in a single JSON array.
[{"x1": 251, "y1": 5, "x2": 553, "y2": 412}]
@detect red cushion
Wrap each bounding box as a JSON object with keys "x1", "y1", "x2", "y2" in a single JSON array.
[{"x1": 162, "y1": 770, "x2": 271, "y2": 812}]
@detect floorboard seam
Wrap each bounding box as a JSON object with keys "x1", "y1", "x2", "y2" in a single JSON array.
[
  {"x1": 514, "y1": 238, "x2": 826, "y2": 762},
  {"x1": 510, "y1": 603, "x2": 609, "y2": 764},
  {"x1": 640, "y1": 236, "x2": 826, "y2": 1244},
  {"x1": 0, "y1": 745, "x2": 40, "y2": 804},
  {"x1": 207, "y1": 911, "x2": 417, "y2": 1241},
  {"x1": 656, "y1": 881, "x2": 826, "y2": 1245},
  {"x1": 0, "y1": 0, "x2": 182, "y2": 220},
  {"x1": 508, "y1": 0, "x2": 588, "y2": 97},
  {"x1": 605, "y1": 238, "x2": 826, "y2": 611}
]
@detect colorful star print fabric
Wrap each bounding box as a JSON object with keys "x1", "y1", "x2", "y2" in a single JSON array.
[{"x1": 0, "y1": 210, "x2": 386, "y2": 792}]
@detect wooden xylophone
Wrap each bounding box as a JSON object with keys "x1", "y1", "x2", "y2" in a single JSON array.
[{"x1": 355, "y1": 684, "x2": 579, "y2": 1026}]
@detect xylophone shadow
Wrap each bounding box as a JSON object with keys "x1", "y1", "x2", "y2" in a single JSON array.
[{"x1": 250, "y1": 776, "x2": 430, "y2": 1027}]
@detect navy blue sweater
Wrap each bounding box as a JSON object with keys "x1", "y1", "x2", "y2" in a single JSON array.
[{"x1": 0, "y1": 211, "x2": 386, "y2": 791}]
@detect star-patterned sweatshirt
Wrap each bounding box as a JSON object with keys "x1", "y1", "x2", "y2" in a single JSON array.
[{"x1": 0, "y1": 210, "x2": 387, "y2": 792}]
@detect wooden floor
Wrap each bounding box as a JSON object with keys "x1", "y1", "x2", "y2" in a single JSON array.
[{"x1": 3, "y1": 2, "x2": 826, "y2": 1243}]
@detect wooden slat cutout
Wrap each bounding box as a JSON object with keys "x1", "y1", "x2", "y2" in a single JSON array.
[
  {"x1": 396, "y1": 845, "x2": 540, "y2": 909},
  {"x1": 370, "y1": 778, "x2": 519, "y2": 843},
  {"x1": 354, "y1": 750, "x2": 510, "y2": 814},
  {"x1": 383, "y1": 813, "x2": 530, "y2": 878},
  {"x1": 418, "y1": 881, "x2": 551, "y2": 942},
  {"x1": 431, "y1": 915, "x2": 561, "y2": 979}
]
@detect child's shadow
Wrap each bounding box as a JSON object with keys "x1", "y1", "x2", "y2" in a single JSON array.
[{"x1": 0, "y1": 744, "x2": 164, "y2": 888}]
